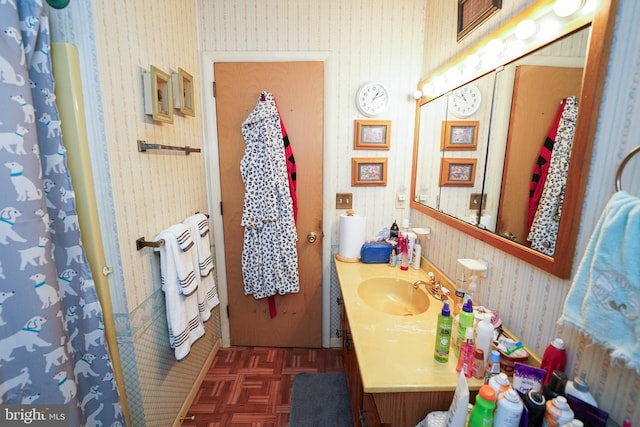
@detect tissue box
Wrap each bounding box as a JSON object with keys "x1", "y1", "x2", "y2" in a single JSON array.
[{"x1": 360, "y1": 241, "x2": 393, "y2": 264}]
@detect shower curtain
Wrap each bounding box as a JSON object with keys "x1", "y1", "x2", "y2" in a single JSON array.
[{"x1": 0, "y1": 1, "x2": 126, "y2": 426}]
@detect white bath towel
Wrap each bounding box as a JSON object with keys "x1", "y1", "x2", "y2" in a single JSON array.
[
  {"x1": 160, "y1": 224, "x2": 198, "y2": 296},
  {"x1": 184, "y1": 214, "x2": 220, "y2": 321},
  {"x1": 155, "y1": 224, "x2": 205, "y2": 360}
]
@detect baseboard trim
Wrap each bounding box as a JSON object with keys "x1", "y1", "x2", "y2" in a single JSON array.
[{"x1": 172, "y1": 338, "x2": 221, "y2": 427}]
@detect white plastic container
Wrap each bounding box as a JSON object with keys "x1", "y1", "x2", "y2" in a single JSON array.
[
  {"x1": 412, "y1": 242, "x2": 422, "y2": 269},
  {"x1": 565, "y1": 372, "x2": 598, "y2": 407},
  {"x1": 494, "y1": 388, "x2": 524, "y2": 427},
  {"x1": 475, "y1": 313, "x2": 494, "y2": 366},
  {"x1": 489, "y1": 372, "x2": 510, "y2": 400},
  {"x1": 543, "y1": 396, "x2": 575, "y2": 427},
  {"x1": 561, "y1": 421, "x2": 584, "y2": 427}
]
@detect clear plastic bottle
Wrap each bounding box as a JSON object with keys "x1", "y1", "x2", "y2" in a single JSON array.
[
  {"x1": 434, "y1": 301, "x2": 452, "y2": 363},
  {"x1": 456, "y1": 327, "x2": 475, "y2": 378},
  {"x1": 468, "y1": 384, "x2": 496, "y2": 427}
]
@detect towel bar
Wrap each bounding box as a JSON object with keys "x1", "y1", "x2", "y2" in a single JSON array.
[
  {"x1": 137, "y1": 139, "x2": 201, "y2": 155},
  {"x1": 615, "y1": 145, "x2": 640, "y2": 191},
  {"x1": 136, "y1": 237, "x2": 164, "y2": 251}
]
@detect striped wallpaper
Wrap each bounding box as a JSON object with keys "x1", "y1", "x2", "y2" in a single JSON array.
[{"x1": 47, "y1": 0, "x2": 638, "y2": 424}]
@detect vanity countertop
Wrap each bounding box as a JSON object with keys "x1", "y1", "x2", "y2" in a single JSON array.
[{"x1": 335, "y1": 256, "x2": 485, "y2": 393}]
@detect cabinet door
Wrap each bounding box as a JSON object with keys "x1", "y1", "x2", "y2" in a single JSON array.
[{"x1": 360, "y1": 393, "x2": 382, "y2": 427}]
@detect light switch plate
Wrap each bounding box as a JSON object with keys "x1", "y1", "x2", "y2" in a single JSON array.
[{"x1": 336, "y1": 193, "x2": 352, "y2": 209}]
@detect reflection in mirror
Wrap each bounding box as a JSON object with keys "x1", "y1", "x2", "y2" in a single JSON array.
[
  {"x1": 410, "y1": 0, "x2": 618, "y2": 279},
  {"x1": 414, "y1": 27, "x2": 589, "y2": 254}
]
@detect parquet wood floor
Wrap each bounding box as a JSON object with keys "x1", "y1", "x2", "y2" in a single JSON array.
[{"x1": 183, "y1": 347, "x2": 344, "y2": 427}]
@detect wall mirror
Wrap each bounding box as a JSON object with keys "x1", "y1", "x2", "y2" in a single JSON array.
[{"x1": 410, "y1": 0, "x2": 618, "y2": 278}]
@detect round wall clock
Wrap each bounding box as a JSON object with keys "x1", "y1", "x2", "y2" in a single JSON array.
[
  {"x1": 356, "y1": 81, "x2": 390, "y2": 117},
  {"x1": 448, "y1": 83, "x2": 482, "y2": 118}
]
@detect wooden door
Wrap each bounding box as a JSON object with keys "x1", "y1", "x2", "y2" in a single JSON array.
[
  {"x1": 497, "y1": 65, "x2": 583, "y2": 243},
  {"x1": 215, "y1": 62, "x2": 323, "y2": 347}
]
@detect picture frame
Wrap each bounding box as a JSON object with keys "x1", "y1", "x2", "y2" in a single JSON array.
[
  {"x1": 441, "y1": 120, "x2": 479, "y2": 151},
  {"x1": 351, "y1": 157, "x2": 388, "y2": 186},
  {"x1": 354, "y1": 120, "x2": 391, "y2": 150},
  {"x1": 143, "y1": 65, "x2": 174, "y2": 124},
  {"x1": 172, "y1": 67, "x2": 195, "y2": 117},
  {"x1": 457, "y1": 0, "x2": 502, "y2": 41},
  {"x1": 439, "y1": 158, "x2": 477, "y2": 187}
]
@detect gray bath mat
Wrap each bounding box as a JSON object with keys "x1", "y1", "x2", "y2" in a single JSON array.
[{"x1": 289, "y1": 372, "x2": 353, "y2": 427}]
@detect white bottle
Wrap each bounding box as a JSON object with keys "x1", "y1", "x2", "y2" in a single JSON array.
[
  {"x1": 494, "y1": 388, "x2": 524, "y2": 427},
  {"x1": 412, "y1": 241, "x2": 422, "y2": 269},
  {"x1": 489, "y1": 372, "x2": 510, "y2": 400},
  {"x1": 406, "y1": 231, "x2": 416, "y2": 265},
  {"x1": 475, "y1": 313, "x2": 494, "y2": 366},
  {"x1": 565, "y1": 372, "x2": 598, "y2": 407},
  {"x1": 561, "y1": 421, "x2": 584, "y2": 427}
]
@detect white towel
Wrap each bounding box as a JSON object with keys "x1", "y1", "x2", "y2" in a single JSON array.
[
  {"x1": 162, "y1": 224, "x2": 198, "y2": 296},
  {"x1": 184, "y1": 214, "x2": 220, "y2": 321},
  {"x1": 155, "y1": 224, "x2": 205, "y2": 360}
]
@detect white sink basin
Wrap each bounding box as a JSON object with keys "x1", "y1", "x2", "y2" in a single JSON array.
[{"x1": 357, "y1": 278, "x2": 430, "y2": 316}]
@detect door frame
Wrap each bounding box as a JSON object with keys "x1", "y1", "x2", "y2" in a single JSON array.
[{"x1": 200, "y1": 51, "x2": 334, "y2": 347}]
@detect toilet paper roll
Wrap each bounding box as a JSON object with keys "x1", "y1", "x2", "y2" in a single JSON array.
[{"x1": 337, "y1": 212, "x2": 366, "y2": 262}]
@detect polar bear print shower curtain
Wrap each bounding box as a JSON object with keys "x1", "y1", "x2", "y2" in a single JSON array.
[{"x1": 0, "y1": 1, "x2": 125, "y2": 425}]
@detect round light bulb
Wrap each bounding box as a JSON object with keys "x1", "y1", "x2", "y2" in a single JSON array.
[
  {"x1": 464, "y1": 54, "x2": 480, "y2": 69},
  {"x1": 412, "y1": 90, "x2": 423, "y2": 100},
  {"x1": 486, "y1": 39, "x2": 505, "y2": 56},
  {"x1": 421, "y1": 83, "x2": 435, "y2": 97},
  {"x1": 554, "y1": 0, "x2": 583, "y2": 17},
  {"x1": 515, "y1": 19, "x2": 537, "y2": 40}
]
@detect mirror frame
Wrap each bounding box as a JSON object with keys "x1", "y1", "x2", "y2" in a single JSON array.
[{"x1": 410, "y1": 0, "x2": 618, "y2": 279}]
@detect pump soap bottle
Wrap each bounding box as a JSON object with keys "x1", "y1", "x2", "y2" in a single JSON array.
[{"x1": 434, "y1": 301, "x2": 453, "y2": 363}]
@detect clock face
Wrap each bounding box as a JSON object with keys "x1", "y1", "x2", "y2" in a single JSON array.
[
  {"x1": 356, "y1": 82, "x2": 390, "y2": 117},
  {"x1": 448, "y1": 84, "x2": 482, "y2": 118}
]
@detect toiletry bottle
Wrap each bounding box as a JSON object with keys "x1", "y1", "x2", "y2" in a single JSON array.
[
  {"x1": 543, "y1": 395, "x2": 574, "y2": 427},
  {"x1": 564, "y1": 372, "x2": 597, "y2": 407},
  {"x1": 390, "y1": 220, "x2": 399, "y2": 243},
  {"x1": 489, "y1": 372, "x2": 510, "y2": 400},
  {"x1": 541, "y1": 338, "x2": 567, "y2": 385},
  {"x1": 434, "y1": 301, "x2": 453, "y2": 363},
  {"x1": 468, "y1": 384, "x2": 496, "y2": 427},
  {"x1": 455, "y1": 298, "x2": 474, "y2": 357},
  {"x1": 406, "y1": 231, "x2": 416, "y2": 265},
  {"x1": 452, "y1": 287, "x2": 465, "y2": 316},
  {"x1": 560, "y1": 421, "x2": 584, "y2": 427},
  {"x1": 472, "y1": 349, "x2": 485, "y2": 379},
  {"x1": 399, "y1": 234, "x2": 409, "y2": 271},
  {"x1": 456, "y1": 327, "x2": 475, "y2": 378},
  {"x1": 412, "y1": 240, "x2": 422, "y2": 269},
  {"x1": 475, "y1": 313, "x2": 494, "y2": 366},
  {"x1": 494, "y1": 388, "x2": 524, "y2": 427},
  {"x1": 543, "y1": 370, "x2": 568, "y2": 401},
  {"x1": 485, "y1": 349, "x2": 501, "y2": 383},
  {"x1": 388, "y1": 248, "x2": 397, "y2": 267},
  {"x1": 623, "y1": 418, "x2": 631, "y2": 427},
  {"x1": 523, "y1": 390, "x2": 546, "y2": 427}
]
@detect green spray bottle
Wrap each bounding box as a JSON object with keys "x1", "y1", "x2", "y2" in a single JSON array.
[{"x1": 434, "y1": 301, "x2": 453, "y2": 363}]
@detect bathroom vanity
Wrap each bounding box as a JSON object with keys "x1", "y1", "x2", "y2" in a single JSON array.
[{"x1": 335, "y1": 256, "x2": 485, "y2": 426}]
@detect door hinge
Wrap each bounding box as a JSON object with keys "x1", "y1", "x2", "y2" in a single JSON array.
[
  {"x1": 212, "y1": 81, "x2": 216, "y2": 98},
  {"x1": 226, "y1": 305, "x2": 230, "y2": 318},
  {"x1": 219, "y1": 201, "x2": 223, "y2": 216}
]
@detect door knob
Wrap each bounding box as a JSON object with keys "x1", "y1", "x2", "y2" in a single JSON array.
[{"x1": 307, "y1": 231, "x2": 317, "y2": 243}]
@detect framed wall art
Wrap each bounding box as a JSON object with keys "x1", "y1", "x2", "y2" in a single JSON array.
[
  {"x1": 439, "y1": 157, "x2": 477, "y2": 187},
  {"x1": 351, "y1": 157, "x2": 388, "y2": 186},
  {"x1": 143, "y1": 65, "x2": 174, "y2": 124},
  {"x1": 172, "y1": 67, "x2": 195, "y2": 117},
  {"x1": 441, "y1": 120, "x2": 479, "y2": 151},
  {"x1": 457, "y1": 0, "x2": 502, "y2": 41},
  {"x1": 354, "y1": 119, "x2": 391, "y2": 150}
]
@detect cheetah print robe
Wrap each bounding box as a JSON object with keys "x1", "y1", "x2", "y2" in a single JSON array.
[{"x1": 240, "y1": 92, "x2": 300, "y2": 299}]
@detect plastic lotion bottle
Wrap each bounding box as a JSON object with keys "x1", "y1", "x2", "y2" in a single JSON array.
[
  {"x1": 565, "y1": 372, "x2": 598, "y2": 407},
  {"x1": 475, "y1": 312, "x2": 494, "y2": 366},
  {"x1": 456, "y1": 326, "x2": 475, "y2": 378},
  {"x1": 495, "y1": 388, "x2": 524, "y2": 427},
  {"x1": 485, "y1": 349, "x2": 501, "y2": 383},
  {"x1": 468, "y1": 384, "x2": 496, "y2": 427},
  {"x1": 455, "y1": 298, "x2": 474, "y2": 357},
  {"x1": 412, "y1": 240, "x2": 422, "y2": 269},
  {"x1": 434, "y1": 301, "x2": 453, "y2": 363}
]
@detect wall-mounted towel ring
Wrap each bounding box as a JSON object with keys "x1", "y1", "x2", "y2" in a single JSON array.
[{"x1": 615, "y1": 145, "x2": 640, "y2": 191}]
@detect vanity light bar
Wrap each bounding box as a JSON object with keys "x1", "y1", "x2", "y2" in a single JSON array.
[{"x1": 417, "y1": 0, "x2": 596, "y2": 102}]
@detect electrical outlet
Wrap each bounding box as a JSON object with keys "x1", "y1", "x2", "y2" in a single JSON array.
[
  {"x1": 469, "y1": 193, "x2": 487, "y2": 210},
  {"x1": 336, "y1": 193, "x2": 352, "y2": 209}
]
